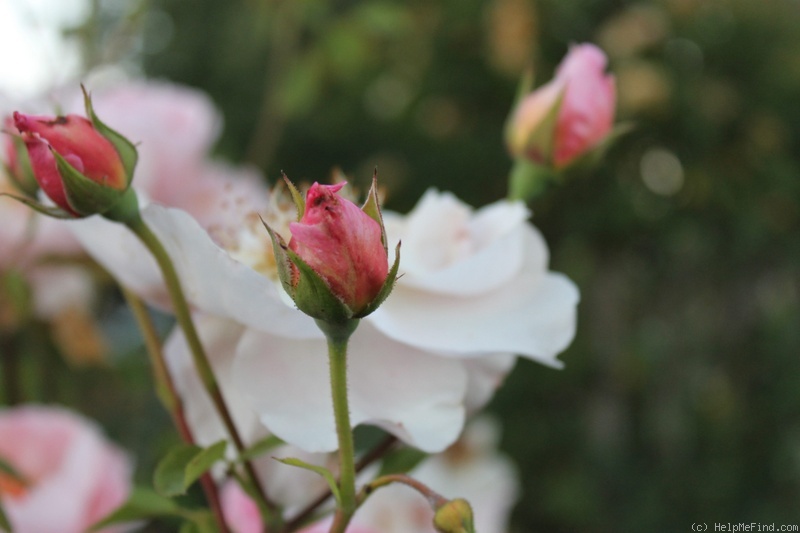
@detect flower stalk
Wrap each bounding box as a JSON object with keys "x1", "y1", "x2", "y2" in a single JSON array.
[
  {"x1": 121, "y1": 287, "x2": 229, "y2": 533},
  {"x1": 124, "y1": 212, "x2": 280, "y2": 531},
  {"x1": 319, "y1": 319, "x2": 360, "y2": 533},
  {"x1": 507, "y1": 158, "x2": 554, "y2": 202}
]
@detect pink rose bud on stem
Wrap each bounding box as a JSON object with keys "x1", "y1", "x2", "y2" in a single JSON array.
[
  {"x1": 263, "y1": 175, "x2": 400, "y2": 325},
  {"x1": 262, "y1": 175, "x2": 400, "y2": 533},
  {"x1": 505, "y1": 43, "x2": 616, "y2": 200},
  {"x1": 5, "y1": 87, "x2": 138, "y2": 220}
]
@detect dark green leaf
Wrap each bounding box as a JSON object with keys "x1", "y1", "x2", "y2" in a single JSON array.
[
  {"x1": 183, "y1": 440, "x2": 227, "y2": 492},
  {"x1": 240, "y1": 435, "x2": 284, "y2": 462},
  {"x1": 89, "y1": 487, "x2": 185, "y2": 531},
  {"x1": 378, "y1": 447, "x2": 428, "y2": 477}
]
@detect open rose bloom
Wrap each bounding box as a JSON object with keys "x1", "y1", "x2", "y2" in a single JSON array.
[
  {"x1": 70, "y1": 177, "x2": 578, "y2": 454},
  {"x1": 0, "y1": 405, "x2": 132, "y2": 533}
]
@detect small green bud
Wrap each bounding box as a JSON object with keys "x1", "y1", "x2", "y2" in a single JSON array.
[{"x1": 433, "y1": 498, "x2": 476, "y2": 533}]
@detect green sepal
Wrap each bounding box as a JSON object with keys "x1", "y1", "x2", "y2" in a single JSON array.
[
  {"x1": 0, "y1": 499, "x2": 12, "y2": 533},
  {"x1": 360, "y1": 171, "x2": 388, "y2": 255},
  {"x1": 0, "y1": 192, "x2": 75, "y2": 219},
  {"x1": 282, "y1": 173, "x2": 305, "y2": 220},
  {"x1": 275, "y1": 457, "x2": 341, "y2": 506},
  {"x1": 358, "y1": 241, "x2": 400, "y2": 318},
  {"x1": 262, "y1": 218, "x2": 352, "y2": 322},
  {"x1": 260, "y1": 219, "x2": 299, "y2": 299},
  {"x1": 285, "y1": 246, "x2": 354, "y2": 322},
  {"x1": 240, "y1": 434, "x2": 284, "y2": 462},
  {"x1": 511, "y1": 67, "x2": 534, "y2": 109},
  {"x1": 153, "y1": 440, "x2": 227, "y2": 497},
  {"x1": 516, "y1": 87, "x2": 565, "y2": 167},
  {"x1": 82, "y1": 85, "x2": 138, "y2": 185},
  {"x1": 52, "y1": 149, "x2": 126, "y2": 216},
  {"x1": 88, "y1": 487, "x2": 187, "y2": 531},
  {"x1": 101, "y1": 187, "x2": 141, "y2": 225},
  {"x1": 3, "y1": 135, "x2": 39, "y2": 196}
]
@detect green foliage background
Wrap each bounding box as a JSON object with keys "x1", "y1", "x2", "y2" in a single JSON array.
[{"x1": 5, "y1": 0, "x2": 800, "y2": 531}]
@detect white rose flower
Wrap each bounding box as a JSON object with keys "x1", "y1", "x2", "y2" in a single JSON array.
[
  {"x1": 372, "y1": 189, "x2": 579, "y2": 368},
  {"x1": 67, "y1": 157, "x2": 577, "y2": 455}
]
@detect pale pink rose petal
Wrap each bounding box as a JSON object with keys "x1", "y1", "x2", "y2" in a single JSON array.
[
  {"x1": 68, "y1": 202, "x2": 316, "y2": 338},
  {"x1": 382, "y1": 190, "x2": 529, "y2": 296},
  {"x1": 371, "y1": 224, "x2": 579, "y2": 366},
  {"x1": 462, "y1": 353, "x2": 517, "y2": 413},
  {"x1": 64, "y1": 81, "x2": 222, "y2": 205},
  {"x1": 0, "y1": 405, "x2": 132, "y2": 533},
  {"x1": 233, "y1": 321, "x2": 467, "y2": 453}
]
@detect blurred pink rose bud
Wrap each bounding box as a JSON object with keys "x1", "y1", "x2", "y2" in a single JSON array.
[
  {"x1": 506, "y1": 43, "x2": 616, "y2": 169},
  {"x1": 264, "y1": 177, "x2": 399, "y2": 323},
  {"x1": 10, "y1": 89, "x2": 138, "y2": 218},
  {"x1": 220, "y1": 481, "x2": 262, "y2": 533},
  {"x1": 0, "y1": 405, "x2": 132, "y2": 533}
]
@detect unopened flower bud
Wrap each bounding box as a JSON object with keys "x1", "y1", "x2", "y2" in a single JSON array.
[
  {"x1": 10, "y1": 88, "x2": 138, "y2": 218},
  {"x1": 433, "y1": 498, "x2": 476, "y2": 533},
  {"x1": 263, "y1": 176, "x2": 400, "y2": 324},
  {"x1": 506, "y1": 43, "x2": 616, "y2": 169}
]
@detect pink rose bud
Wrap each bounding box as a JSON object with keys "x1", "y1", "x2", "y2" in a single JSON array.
[
  {"x1": 263, "y1": 177, "x2": 400, "y2": 323},
  {"x1": 289, "y1": 182, "x2": 388, "y2": 314},
  {"x1": 7, "y1": 88, "x2": 139, "y2": 219},
  {"x1": 13, "y1": 112, "x2": 127, "y2": 215},
  {"x1": 507, "y1": 43, "x2": 616, "y2": 169}
]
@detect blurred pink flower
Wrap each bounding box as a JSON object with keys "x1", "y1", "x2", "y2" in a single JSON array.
[
  {"x1": 507, "y1": 43, "x2": 616, "y2": 168},
  {"x1": 0, "y1": 405, "x2": 132, "y2": 533},
  {"x1": 288, "y1": 182, "x2": 388, "y2": 315}
]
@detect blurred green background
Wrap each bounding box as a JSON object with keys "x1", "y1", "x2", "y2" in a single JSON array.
[{"x1": 6, "y1": 0, "x2": 800, "y2": 531}]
